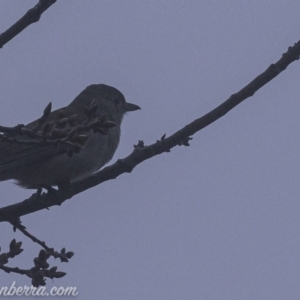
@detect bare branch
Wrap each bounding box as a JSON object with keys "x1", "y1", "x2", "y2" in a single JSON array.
[
  {"x1": 0, "y1": 0, "x2": 57, "y2": 49},
  {"x1": 0, "y1": 224, "x2": 73, "y2": 286},
  {"x1": 0, "y1": 40, "x2": 299, "y2": 221},
  {"x1": 12, "y1": 221, "x2": 74, "y2": 262}
]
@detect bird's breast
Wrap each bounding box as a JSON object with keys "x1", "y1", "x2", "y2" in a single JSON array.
[{"x1": 15, "y1": 127, "x2": 121, "y2": 188}]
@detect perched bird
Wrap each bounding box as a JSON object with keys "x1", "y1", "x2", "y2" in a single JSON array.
[{"x1": 0, "y1": 84, "x2": 140, "y2": 189}]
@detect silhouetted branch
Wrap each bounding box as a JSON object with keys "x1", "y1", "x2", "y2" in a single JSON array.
[
  {"x1": 12, "y1": 221, "x2": 74, "y2": 262},
  {"x1": 0, "y1": 40, "x2": 299, "y2": 222},
  {"x1": 0, "y1": 0, "x2": 56, "y2": 49},
  {"x1": 0, "y1": 229, "x2": 73, "y2": 287},
  {"x1": 0, "y1": 243, "x2": 68, "y2": 287}
]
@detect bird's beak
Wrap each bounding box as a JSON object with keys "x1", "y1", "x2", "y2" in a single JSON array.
[{"x1": 125, "y1": 102, "x2": 141, "y2": 112}]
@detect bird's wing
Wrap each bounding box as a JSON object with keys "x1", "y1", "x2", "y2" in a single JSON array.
[
  {"x1": 0, "y1": 138, "x2": 64, "y2": 173},
  {"x1": 0, "y1": 106, "x2": 75, "y2": 177}
]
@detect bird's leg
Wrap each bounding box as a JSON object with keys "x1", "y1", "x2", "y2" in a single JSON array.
[
  {"x1": 34, "y1": 180, "x2": 69, "y2": 198},
  {"x1": 41, "y1": 185, "x2": 58, "y2": 194},
  {"x1": 29, "y1": 186, "x2": 56, "y2": 202},
  {"x1": 36, "y1": 187, "x2": 43, "y2": 197},
  {"x1": 28, "y1": 187, "x2": 43, "y2": 200}
]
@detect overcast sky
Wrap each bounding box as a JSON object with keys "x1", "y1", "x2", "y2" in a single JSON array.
[{"x1": 1, "y1": 1, "x2": 300, "y2": 299}]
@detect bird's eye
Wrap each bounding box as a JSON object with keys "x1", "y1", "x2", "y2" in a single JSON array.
[{"x1": 114, "y1": 97, "x2": 121, "y2": 105}]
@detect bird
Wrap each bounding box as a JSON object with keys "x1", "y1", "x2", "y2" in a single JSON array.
[{"x1": 0, "y1": 84, "x2": 140, "y2": 189}]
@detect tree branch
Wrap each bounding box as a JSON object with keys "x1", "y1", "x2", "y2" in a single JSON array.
[
  {"x1": 0, "y1": 0, "x2": 57, "y2": 49},
  {"x1": 0, "y1": 40, "x2": 299, "y2": 222}
]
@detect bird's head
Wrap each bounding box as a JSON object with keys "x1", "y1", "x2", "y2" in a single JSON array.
[{"x1": 70, "y1": 84, "x2": 140, "y2": 124}]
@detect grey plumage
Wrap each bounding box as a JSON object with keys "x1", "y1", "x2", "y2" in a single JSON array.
[{"x1": 0, "y1": 84, "x2": 140, "y2": 189}]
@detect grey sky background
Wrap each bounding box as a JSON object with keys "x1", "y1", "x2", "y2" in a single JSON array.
[{"x1": 1, "y1": 0, "x2": 300, "y2": 299}]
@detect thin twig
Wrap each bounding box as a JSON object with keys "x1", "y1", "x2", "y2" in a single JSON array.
[
  {"x1": 12, "y1": 221, "x2": 73, "y2": 261},
  {"x1": 0, "y1": 0, "x2": 57, "y2": 49}
]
